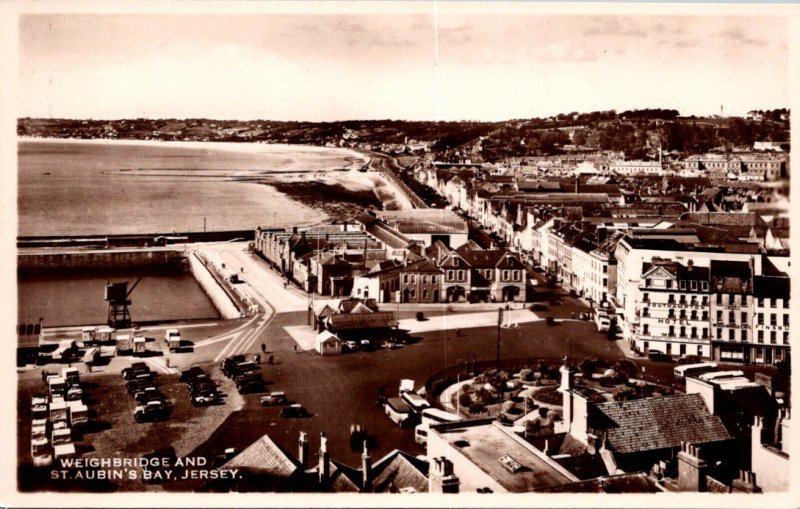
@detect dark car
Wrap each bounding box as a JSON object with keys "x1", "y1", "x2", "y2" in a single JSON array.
[
  {"x1": 134, "y1": 401, "x2": 170, "y2": 423},
  {"x1": 121, "y1": 362, "x2": 148, "y2": 377},
  {"x1": 127, "y1": 380, "x2": 156, "y2": 395},
  {"x1": 190, "y1": 383, "x2": 219, "y2": 396},
  {"x1": 238, "y1": 379, "x2": 266, "y2": 394},
  {"x1": 648, "y1": 350, "x2": 673, "y2": 362},
  {"x1": 677, "y1": 355, "x2": 702, "y2": 365},
  {"x1": 235, "y1": 372, "x2": 263, "y2": 388},
  {"x1": 280, "y1": 404, "x2": 310, "y2": 418},
  {"x1": 180, "y1": 367, "x2": 206, "y2": 383},
  {"x1": 220, "y1": 355, "x2": 247, "y2": 376},
  {"x1": 134, "y1": 387, "x2": 165, "y2": 404},
  {"x1": 123, "y1": 366, "x2": 153, "y2": 381}
]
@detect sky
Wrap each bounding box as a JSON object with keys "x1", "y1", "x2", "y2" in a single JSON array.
[{"x1": 17, "y1": 6, "x2": 792, "y2": 122}]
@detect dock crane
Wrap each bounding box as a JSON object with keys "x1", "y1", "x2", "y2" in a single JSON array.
[{"x1": 105, "y1": 274, "x2": 145, "y2": 329}]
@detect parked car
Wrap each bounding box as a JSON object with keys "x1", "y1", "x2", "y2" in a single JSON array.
[
  {"x1": 360, "y1": 339, "x2": 373, "y2": 351},
  {"x1": 127, "y1": 380, "x2": 156, "y2": 395},
  {"x1": 134, "y1": 401, "x2": 169, "y2": 423},
  {"x1": 191, "y1": 391, "x2": 220, "y2": 407},
  {"x1": 260, "y1": 391, "x2": 288, "y2": 406},
  {"x1": 134, "y1": 387, "x2": 164, "y2": 404},
  {"x1": 280, "y1": 404, "x2": 310, "y2": 418},
  {"x1": 220, "y1": 354, "x2": 246, "y2": 376},
  {"x1": 343, "y1": 340, "x2": 359, "y2": 352},
  {"x1": 180, "y1": 367, "x2": 206, "y2": 383},
  {"x1": 238, "y1": 378, "x2": 265, "y2": 394},
  {"x1": 648, "y1": 350, "x2": 673, "y2": 362},
  {"x1": 677, "y1": 355, "x2": 702, "y2": 365},
  {"x1": 123, "y1": 364, "x2": 152, "y2": 380},
  {"x1": 381, "y1": 340, "x2": 397, "y2": 350}
]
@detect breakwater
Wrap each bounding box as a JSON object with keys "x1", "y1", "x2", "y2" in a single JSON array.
[{"x1": 18, "y1": 248, "x2": 187, "y2": 273}]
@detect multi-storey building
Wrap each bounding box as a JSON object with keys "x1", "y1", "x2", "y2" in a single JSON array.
[
  {"x1": 750, "y1": 275, "x2": 791, "y2": 365},
  {"x1": 708, "y1": 261, "x2": 754, "y2": 363},
  {"x1": 637, "y1": 259, "x2": 711, "y2": 358}
]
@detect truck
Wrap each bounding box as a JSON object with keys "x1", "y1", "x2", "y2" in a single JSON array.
[
  {"x1": 384, "y1": 398, "x2": 412, "y2": 427},
  {"x1": 51, "y1": 340, "x2": 77, "y2": 362},
  {"x1": 133, "y1": 336, "x2": 147, "y2": 356},
  {"x1": 49, "y1": 399, "x2": 68, "y2": 424},
  {"x1": 81, "y1": 326, "x2": 97, "y2": 346},
  {"x1": 117, "y1": 334, "x2": 133, "y2": 354},
  {"x1": 51, "y1": 426, "x2": 72, "y2": 446},
  {"x1": 165, "y1": 329, "x2": 182, "y2": 352},
  {"x1": 48, "y1": 377, "x2": 67, "y2": 400},
  {"x1": 67, "y1": 401, "x2": 89, "y2": 427},
  {"x1": 32, "y1": 396, "x2": 48, "y2": 421},
  {"x1": 31, "y1": 437, "x2": 53, "y2": 468},
  {"x1": 61, "y1": 367, "x2": 80, "y2": 386}
]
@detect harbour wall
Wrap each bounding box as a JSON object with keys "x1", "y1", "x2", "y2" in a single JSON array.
[
  {"x1": 17, "y1": 248, "x2": 187, "y2": 272},
  {"x1": 187, "y1": 251, "x2": 242, "y2": 320}
]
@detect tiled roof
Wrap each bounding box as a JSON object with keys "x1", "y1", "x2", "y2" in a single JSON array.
[
  {"x1": 328, "y1": 311, "x2": 398, "y2": 331},
  {"x1": 221, "y1": 434, "x2": 300, "y2": 478},
  {"x1": 370, "y1": 450, "x2": 429, "y2": 493},
  {"x1": 591, "y1": 393, "x2": 732, "y2": 454}
]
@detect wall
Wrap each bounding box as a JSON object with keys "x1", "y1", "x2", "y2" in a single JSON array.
[
  {"x1": 187, "y1": 252, "x2": 241, "y2": 320},
  {"x1": 18, "y1": 248, "x2": 185, "y2": 271}
]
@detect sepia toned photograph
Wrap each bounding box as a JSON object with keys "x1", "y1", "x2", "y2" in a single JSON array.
[{"x1": 3, "y1": 1, "x2": 797, "y2": 505}]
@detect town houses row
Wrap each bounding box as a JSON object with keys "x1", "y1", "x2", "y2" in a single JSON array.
[{"x1": 253, "y1": 209, "x2": 527, "y2": 305}]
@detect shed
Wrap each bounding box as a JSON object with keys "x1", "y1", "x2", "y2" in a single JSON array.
[{"x1": 316, "y1": 331, "x2": 342, "y2": 356}]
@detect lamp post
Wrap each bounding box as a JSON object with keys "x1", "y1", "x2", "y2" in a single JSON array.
[{"x1": 496, "y1": 309, "x2": 503, "y2": 371}]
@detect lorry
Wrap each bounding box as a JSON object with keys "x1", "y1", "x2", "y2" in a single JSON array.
[
  {"x1": 48, "y1": 377, "x2": 67, "y2": 400},
  {"x1": 165, "y1": 329, "x2": 182, "y2": 352},
  {"x1": 67, "y1": 401, "x2": 89, "y2": 427},
  {"x1": 51, "y1": 340, "x2": 77, "y2": 362},
  {"x1": 31, "y1": 437, "x2": 53, "y2": 468},
  {"x1": 49, "y1": 399, "x2": 68, "y2": 424},
  {"x1": 133, "y1": 336, "x2": 147, "y2": 356},
  {"x1": 61, "y1": 367, "x2": 80, "y2": 386},
  {"x1": 384, "y1": 398, "x2": 412, "y2": 427}
]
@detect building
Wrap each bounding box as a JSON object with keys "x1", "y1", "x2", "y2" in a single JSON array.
[
  {"x1": 376, "y1": 209, "x2": 469, "y2": 248},
  {"x1": 398, "y1": 258, "x2": 443, "y2": 303},
  {"x1": 610, "y1": 160, "x2": 663, "y2": 176}
]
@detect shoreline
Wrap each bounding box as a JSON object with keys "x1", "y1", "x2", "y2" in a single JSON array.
[{"x1": 18, "y1": 136, "x2": 416, "y2": 234}]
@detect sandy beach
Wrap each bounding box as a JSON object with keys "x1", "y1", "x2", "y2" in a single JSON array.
[{"x1": 17, "y1": 137, "x2": 413, "y2": 236}]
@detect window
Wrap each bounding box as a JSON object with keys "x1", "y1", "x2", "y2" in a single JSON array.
[
  {"x1": 603, "y1": 278, "x2": 608, "y2": 287},
  {"x1": 758, "y1": 297, "x2": 764, "y2": 308},
  {"x1": 642, "y1": 324, "x2": 649, "y2": 335},
  {"x1": 717, "y1": 328, "x2": 722, "y2": 339},
  {"x1": 758, "y1": 330, "x2": 764, "y2": 343},
  {"x1": 741, "y1": 330, "x2": 747, "y2": 343},
  {"x1": 411, "y1": 275, "x2": 416, "y2": 284},
  {"x1": 680, "y1": 326, "x2": 686, "y2": 338},
  {"x1": 691, "y1": 327, "x2": 698, "y2": 338},
  {"x1": 784, "y1": 332, "x2": 789, "y2": 345},
  {"x1": 668, "y1": 295, "x2": 675, "y2": 304},
  {"x1": 729, "y1": 294, "x2": 735, "y2": 305},
  {"x1": 717, "y1": 294, "x2": 723, "y2": 305},
  {"x1": 691, "y1": 281, "x2": 697, "y2": 291},
  {"x1": 447, "y1": 270, "x2": 454, "y2": 280},
  {"x1": 729, "y1": 329, "x2": 735, "y2": 341},
  {"x1": 716, "y1": 310, "x2": 723, "y2": 322},
  {"x1": 666, "y1": 280, "x2": 673, "y2": 289},
  {"x1": 679, "y1": 310, "x2": 687, "y2": 319},
  {"x1": 680, "y1": 344, "x2": 687, "y2": 356},
  {"x1": 742, "y1": 295, "x2": 748, "y2": 306},
  {"x1": 702, "y1": 296, "x2": 708, "y2": 306},
  {"x1": 423, "y1": 289, "x2": 428, "y2": 300},
  {"x1": 702, "y1": 328, "x2": 708, "y2": 339},
  {"x1": 770, "y1": 314, "x2": 777, "y2": 326},
  {"x1": 783, "y1": 299, "x2": 789, "y2": 309},
  {"x1": 728, "y1": 311, "x2": 735, "y2": 324},
  {"x1": 697, "y1": 345, "x2": 703, "y2": 357},
  {"x1": 642, "y1": 307, "x2": 649, "y2": 317},
  {"x1": 691, "y1": 311, "x2": 698, "y2": 321},
  {"x1": 513, "y1": 270, "x2": 520, "y2": 281},
  {"x1": 404, "y1": 275, "x2": 409, "y2": 284},
  {"x1": 410, "y1": 289, "x2": 416, "y2": 300},
  {"x1": 770, "y1": 298, "x2": 776, "y2": 308},
  {"x1": 645, "y1": 278, "x2": 651, "y2": 287},
  {"x1": 702, "y1": 281, "x2": 708, "y2": 291},
  {"x1": 642, "y1": 293, "x2": 649, "y2": 303},
  {"x1": 741, "y1": 312, "x2": 747, "y2": 324},
  {"x1": 702, "y1": 311, "x2": 708, "y2": 321},
  {"x1": 669, "y1": 325, "x2": 675, "y2": 337},
  {"x1": 691, "y1": 296, "x2": 697, "y2": 305},
  {"x1": 603, "y1": 265, "x2": 608, "y2": 274},
  {"x1": 503, "y1": 270, "x2": 509, "y2": 280},
  {"x1": 668, "y1": 309, "x2": 676, "y2": 319},
  {"x1": 680, "y1": 295, "x2": 686, "y2": 305},
  {"x1": 770, "y1": 331, "x2": 777, "y2": 344},
  {"x1": 422, "y1": 275, "x2": 427, "y2": 285},
  {"x1": 458, "y1": 270, "x2": 465, "y2": 281},
  {"x1": 680, "y1": 281, "x2": 686, "y2": 290},
  {"x1": 758, "y1": 313, "x2": 764, "y2": 325}
]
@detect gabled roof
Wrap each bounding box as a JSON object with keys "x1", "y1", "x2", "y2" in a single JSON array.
[
  {"x1": 439, "y1": 252, "x2": 471, "y2": 269},
  {"x1": 591, "y1": 393, "x2": 732, "y2": 455},
  {"x1": 458, "y1": 249, "x2": 504, "y2": 268},
  {"x1": 328, "y1": 461, "x2": 362, "y2": 492},
  {"x1": 328, "y1": 311, "x2": 398, "y2": 331},
  {"x1": 402, "y1": 258, "x2": 442, "y2": 274},
  {"x1": 454, "y1": 239, "x2": 484, "y2": 253},
  {"x1": 349, "y1": 302, "x2": 374, "y2": 314},
  {"x1": 220, "y1": 434, "x2": 300, "y2": 479},
  {"x1": 495, "y1": 253, "x2": 526, "y2": 270},
  {"x1": 370, "y1": 450, "x2": 429, "y2": 493}
]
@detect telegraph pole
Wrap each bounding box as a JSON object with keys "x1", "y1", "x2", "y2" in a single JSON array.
[{"x1": 496, "y1": 308, "x2": 503, "y2": 371}]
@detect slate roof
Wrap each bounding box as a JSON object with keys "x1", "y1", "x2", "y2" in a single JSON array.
[
  {"x1": 591, "y1": 393, "x2": 732, "y2": 455},
  {"x1": 221, "y1": 434, "x2": 300, "y2": 479},
  {"x1": 536, "y1": 473, "x2": 660, "y2": 493},
  {"x1": 402, "y1": 258, "x2": 443, "y2": 274},
  {"x1": 328, "y1": 311, "x2": 398, "y2": 331},
  {"x1": 370, "y1": 450, "x2": 429, "y2": 493}
]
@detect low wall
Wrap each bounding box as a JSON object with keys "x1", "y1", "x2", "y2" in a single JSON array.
[
  {"x1": 187, "y1": 252, "x2": 241, "y2": 320},
  {"x1": 18, "y1": 248, "x2": 185, "y2": 272}
]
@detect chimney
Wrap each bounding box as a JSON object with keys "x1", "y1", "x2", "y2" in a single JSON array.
[
  {"x1": 428, "y1": 457, "x2": 460, "y2": 493},
  {"x1": 300, "y1": 231, "x2": 307, "y2": 242},
  {"x1": 318, "y1": 432, "x2": 330, "y2": 485},
  {"x1": 731, "y1": 470, "x2": 762, "y2": 494},
  {"x1": 361, "y1": 440, "x2": 372, "y2": 491},
  {"x1": 687, "y1": 259, "x2": 694, "y2": 272},
  {"x1": 293, "y1": 226, "x2": 298, "y2": 234},
  {"x1": 575, "y1": 175, "x2": 581, "y2": 194},
  {"x1": 298, "y1": 431, "x2": 309, "y2": 470},
  {"x1": 677, "y1": 441, "x2": 708, "y2": 492}
]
